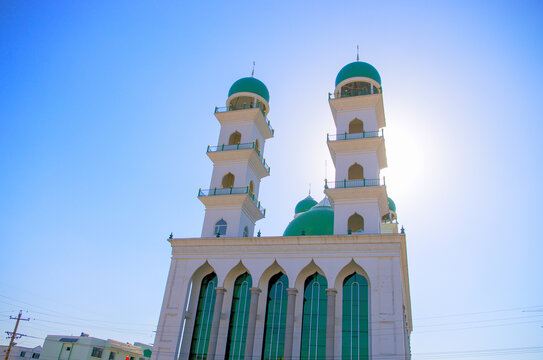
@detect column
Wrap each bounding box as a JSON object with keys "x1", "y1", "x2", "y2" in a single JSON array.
[
  {"x1": 244, "y1": 287, "x2": 262, "y2": 360},
  {"x1": 284, "y1": 288, "x2": 298, "y2": 360},
  {"x1": 325, "y1": 288, "x2": 337, "y2": 360},
  {"x1": 207, "y1": 287, "x2": 226, "y2": 360}
]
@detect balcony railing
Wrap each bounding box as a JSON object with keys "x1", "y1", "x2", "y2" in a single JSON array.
[
  {"x1": 328, "y1": 88, "x2": 381, "y2": 99},
  {"x1": 206, "y1": 142, "x2": 270, "y2": 174},
  {"x1": 325, "y1": 178, "x2": 385, "y2": 189},
  {"x1": 327, "y1": 130, "x2": 383, "y2": 141},
  {"x1": 198, "y1": 186, "x2": 266, "y2": 216},
  {"x1": 214, "y1": 105, "x2": 275, "y2": 135}
]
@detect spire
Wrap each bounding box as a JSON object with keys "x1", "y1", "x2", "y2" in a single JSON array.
[
  {"x1": 356, "y1": 45, "x2": 359, "y2": 61},
  {"x1": 309, "y1": 183, "x2": 311, "y2": 195},
  {"x1": 251, "y1": 61, "x2": 255, "y2": 77}
]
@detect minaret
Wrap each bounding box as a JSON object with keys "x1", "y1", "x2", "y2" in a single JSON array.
[
  {"x1": 324, "y1": 61, "x2": 392, "y2": 234},
  {"x1": 198, "y1": 76, "x2": 274, "y2": 237}
]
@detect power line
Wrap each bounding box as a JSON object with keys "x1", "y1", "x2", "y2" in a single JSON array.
[{"x1": 4, "y1": 310, "x2": 30, "y2": 360}]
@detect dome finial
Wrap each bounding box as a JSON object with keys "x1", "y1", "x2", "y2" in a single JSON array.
[
  {"x1": 356, "y1": 45, "x2": 359, "y2": 61},
  {"x1": 309, "y1": 183, "x2": 311, "y2": 195},
  {"x1": 251, "y1": 61, "x2": 255, "y2": 77}
]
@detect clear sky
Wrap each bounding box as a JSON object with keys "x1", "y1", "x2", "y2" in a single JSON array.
[{"x1": 1, "y1": 1, "x2": 542, "y2": 358}]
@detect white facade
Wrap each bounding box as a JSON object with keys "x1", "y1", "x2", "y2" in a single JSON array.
[
  {"x1": 40, "y1": 335, "x2": 151, "y2": 360},
  {"x1": 153, "y1": 63, "x2": 412, "y2": 360},
  {"x1": 0, "y1": 345, "x2": 42, "y2": 360}
]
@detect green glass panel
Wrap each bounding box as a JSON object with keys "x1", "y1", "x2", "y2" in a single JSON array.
[
  {"x1": 189, "y1": 272, "x2": 217, "y2": 360},
  {"x1": 300, "y1": 273, "x2": 328, "y2": 360},
  {"x1": 342, "y1": 273, "x2": 369, "y2": 360},
  {"x1": 225, "y1": 273, "x2": 252, "y2": 360},
  {"x1": 262, "y1": 273, "x2": 288, "y2": 360}
]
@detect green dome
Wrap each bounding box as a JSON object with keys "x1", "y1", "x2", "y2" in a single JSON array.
[
  {"x1": 294, "y1": 195, "x2": 318, "y2": 215},
  {"x1": 228, "y1": 77, "x2": 270, "y2": 102},
  {"x1": 388, "y1": 197, "x2": 396, "y2": 212},
  {"x1": 283, "y1": 205, "x2": 334, "y2": 236},
  {"x1": 335, "y1": 61, "x2": 381, "y2": 87}
]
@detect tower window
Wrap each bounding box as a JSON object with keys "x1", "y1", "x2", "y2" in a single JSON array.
[
  {"x1": 243, "y1": 226, "x2": 249, "y2": 237},
  {"x1": 215, "y1": 219, "x2": 227, "y2": 236},
  {"x1": 222, "y1": 173, "x2": 235, "y2": 188},
  {"x1": 348, "y1": 163, "x2": 364, "y2": 180},
  {"x1": 249, "y1": 181, "x2": 255, "y2": 194},
  {"x1": 348, "y1": 213, "x2": 364, "y2": 233},
  {"x1": 229, "y1": 131, "x2": 241, "y2": 145},
  {"x1": 349, "y1": 118, "x2": 364, "y2": 134}
]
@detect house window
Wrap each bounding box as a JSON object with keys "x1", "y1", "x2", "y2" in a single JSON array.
[
  {"x1": 91, "y1": 347, "x2": 103, "y2": 358},
  {"x1": 109, "y1": 352, "x2": 116, "y2": 360},
  {"x1": 20, "y1": 352, "x2": 26, "y2": 357},
  {"x1": 31, "y1": 354, "x2": 40, "y2": 359}
]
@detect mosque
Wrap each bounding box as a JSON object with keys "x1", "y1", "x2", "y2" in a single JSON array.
[{"x1": 151, "y1": 61, "x2": 412, "y2": 360}]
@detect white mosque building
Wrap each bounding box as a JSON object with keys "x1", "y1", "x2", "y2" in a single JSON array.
[{"x1": 151, "y1": 61, "x2": 412, "y2": 360}]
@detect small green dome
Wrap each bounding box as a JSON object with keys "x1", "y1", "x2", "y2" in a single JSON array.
[
  {"x1": 228, "y1": 77, "x2": 270, "y2": 102},
  {"x1": 388, "y1": 197, "x2": 396, "y2": 212},
  {"x1": 284, "y1": 205, "x2": 334, "y2": 236},
  {"x1": 335, "y1": 61, "x2": 381, "y2": 87},
  {"x1": 294, "y1": 195, "x2": 318, "y2": 215}
]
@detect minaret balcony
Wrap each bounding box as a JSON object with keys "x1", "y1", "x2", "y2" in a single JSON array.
[
  {"x1": 206, "y1": 143, "x2": 270, "y2": 177},
  {"x1": 327, "y1": 129, "x2": 383, "y2": 141},
  {"x1": 198, "y1": 186, "x2": 266, "y2": 219},
  {"x1": 324, "y1": 178, "x2": 389, "y2": 217},
  {"x1": 327, "y1": 92, "x2": 385, "y2": 129},
  {"x1": 325, "y1": 177, "x2": 385, "y2": 189},
  {"x1": 214, "y1": 106, "x2": 274, "y2": 139}
]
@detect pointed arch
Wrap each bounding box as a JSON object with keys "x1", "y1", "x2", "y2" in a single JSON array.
[
  {"x1": 349, "y1": 118, "x2": 364, "y2": 134},
  {"x1": 348, "y1": 163, "x2": 364, "y2": 180},
  {"x1": 262, "y1": 272, "x2": 289, "y2": 360},
  {"x1": 189, "y1": 271, "x2": 218, "y2": 360},
  {"x1": 300, "y1": 273, "x2": 327, "y2": 360},
  {"x1": 255, "y1": 139, "x2": 260, "y2": 152},
  {"x1": 342, "y1": 272, "x2": 369, "y2": 360},
  {"x1": 249, "y1": 180, "x2": 255, "y2": 194},
  {"x1": 222, "y1": 173, "x2": 235, "y2": 188},
  {"x1": 243, "y1": 226, "x2": 249, "y2": 238},
  {"x1": 348, "y1": 213, "x2": 364, "y2": 233},
  {"x1": 225, "y1": 272, "x2": 252, "y2": 360},
  {"x1": 228, "y1": 131, "x2": 242, "y2": 145}
]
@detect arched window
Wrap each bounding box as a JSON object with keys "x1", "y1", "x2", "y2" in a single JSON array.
[
  {"x1": 222, "y1": 173, "x2": 235, "y2": 188},
  {"x1": 342, "y1": 272, "x2": 369, "y2": 360},
  {"x1": 255, "y1": 139, "x2": 260, "y2": 151},
  {"x1": 348, "y1": 163, "x2": 364, "y2": 180},
  {"x1": 348, "y1": 213, "x2": 364, "y2": 233},
  {"x1": 189, "y1": 272, "x2": 218, "y2": 360},
  {"x1": 243, "y1": 226, "x2": 249, "y2": 238},
  {"x1": 225, "y1": 273, "x2": 252, "y2": 360},
  {"x1": 300, "y1": 273, "x2": 327, "y2": 360},
  {"x1": 349, "y1": 118, "x2": 364, "y2": 134},
  {"x1": 249, "y1": 181, "x2": 255, "y2": 194},
  {"x1": 262, "y1": 273, "x2": 288, "y2": 360},
  {"x1": 229, "y1": 131, "x2": 242, "y2": 145},
  {"x1": 215, "y1": 219, "x2": 227, "y2": 236}
]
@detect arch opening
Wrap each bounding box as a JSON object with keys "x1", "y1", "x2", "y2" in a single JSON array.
[
  {"x1": 228, "y1": 131, "x2": 242, "y2": 145},
  {"x1": 222, "y1": 173, "x2": 235, "y2": 188},
  {"x1": 249, "y1": 181, "x2": 255, "y2": 194},
  {"x1": 348, "y1": 163, "x2": 364, "y2": 180},
  {"x1": 348, "y1": 213, "x2": 364, "y2": 233},
  {"x1": 243, "y1": 226, "x2": 249, "y2": 238},
  {"x1": 349, "y1": 118, "x2": 364, "y2": 134}
]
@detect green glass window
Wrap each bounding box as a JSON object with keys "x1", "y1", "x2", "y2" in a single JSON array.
[
  {"x1": 342, "y1": 272, "x2": 369, "y2": 360},
  {"x1": 262, "y1": 273, "x2": 288, "y2": 360},
  {"x1": 300, "y1": 273, "x2": 327, "y2": 360},
  {"x1": 189, "y1": 272, "x2": 217, "y2": 360},
  {"x1": 225, "y1": 273, "x2": 252, "y2": 360}
]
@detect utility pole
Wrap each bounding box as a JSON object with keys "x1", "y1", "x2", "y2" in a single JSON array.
[{"x1": 4, "y1": 310, "x2": 29, "y2": 360}]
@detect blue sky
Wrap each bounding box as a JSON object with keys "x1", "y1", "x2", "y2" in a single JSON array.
[{"x1": 1, "y1": 0, "x2": 543, "y2": 358}]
